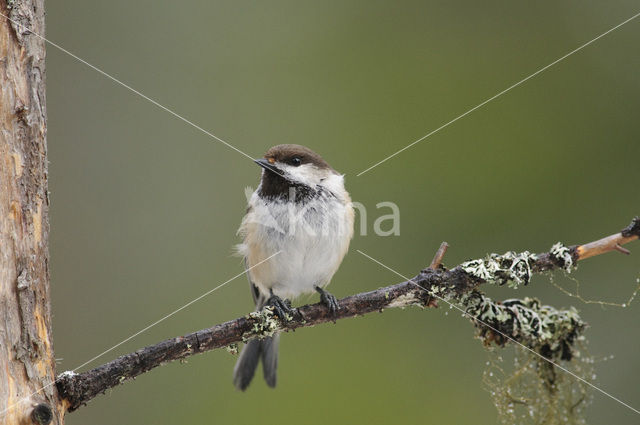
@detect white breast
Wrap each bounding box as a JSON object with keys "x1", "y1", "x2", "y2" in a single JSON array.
[{"x1": 237, "y1": 185, "x2": 354, "y2": 300}]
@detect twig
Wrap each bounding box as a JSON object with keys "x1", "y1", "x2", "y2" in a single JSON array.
[
  {"x1": 425, "y1": 242, "x2": 449, "y2": 307},
  {"x1": 576, "y1": 216, "x2": 639, "y2": 260},
  {"x1": 614, "y1": 244, "x2": 631, "y2": 255},
  {"x1": 429, "y1": 242, "x2": 449, "y2": 269},
  {"x1": 56, "y1": 217, "x2": 639, "y2": 412}
]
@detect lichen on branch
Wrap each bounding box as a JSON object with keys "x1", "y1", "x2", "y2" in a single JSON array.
[
  {"x1": 460, "y1": 251, "x2": 539, "y2": 287},
  {"x1": 54, "y1": 217, "x2": 638, "y2": 415},
  {"x1": 461, "y1": 292, "x2": 586, "y2": 363},
  {"x1": 458, "y1": 242, "x2": 578, "y2": 290}
]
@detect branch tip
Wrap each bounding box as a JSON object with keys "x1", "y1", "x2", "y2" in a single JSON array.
[
  {"x1": 576, "y1": 216, "x2": 639, "y2": 260},
  {"x1": 614, "y1": 244, "x2": 631, "y2": 255},
  {"x1": 621, "y1": 216, "x2": 640, "y2": 238},
  {"x1": 429, "y1": 242, "x2": 449, "y2": 269}
]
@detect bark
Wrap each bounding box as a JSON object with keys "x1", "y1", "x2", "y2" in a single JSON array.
[{"x1": 0, "y1": 2, "x2": 60, "y2": 424}]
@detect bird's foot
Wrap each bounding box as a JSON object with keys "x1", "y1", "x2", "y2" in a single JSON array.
[
  {"x1": 315, "y1": 286, "x2": 339, "y2": 316},
  {"x1": 265, "y1": 293, "x2": 294, "y2": 320}
]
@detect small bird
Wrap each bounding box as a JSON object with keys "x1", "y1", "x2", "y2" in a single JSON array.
[{"x1": 233, "y1": 144, "x2": 354, "y2": 390}]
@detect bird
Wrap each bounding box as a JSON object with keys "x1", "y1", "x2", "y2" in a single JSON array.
[{"x1": 233, "y1": 144, "x2": 354, "y2": 391}]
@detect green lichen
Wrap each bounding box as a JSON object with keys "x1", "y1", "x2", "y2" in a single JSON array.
[
  {"x1": 247, "y1": 307, "x2": 282, "y2": 338},
  {"x1": 448, "y1": 244, "x2": 596, "y2": 424},
  {"x1": 387, "y1": 292, "x2": 423, "y2": 309},
  {"x1": 461, "y1": 251, "x2": 538, "y2": 288},
  {"x1": 461, "y1": 290, "x2": 590, "y2": 424},
  {"x1": 461, "y1": 291, "x2": 585, "y2": 362},
  {"x1": 225, "y1": 343, "x2": 239, "y2": 355},
  {"x1": 550, "y1": 242, "x2": 575, "y2": 273}
]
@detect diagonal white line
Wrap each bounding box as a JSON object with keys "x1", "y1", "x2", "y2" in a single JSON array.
[
  {"x1": 70, "y1": 251, "x2": 281, "y2": 372},
  {"x1": 0, "y1": 251, "x2": 281, "y2": 417},
  {"x1": 356, "y1": 11, "x2": 640, "y2": 177},
  {"x1": 356, "y1": 249, "x2": 640, "y2": 415},
  {"x1": 0, "y1": 11, "x2": 256, "y2": 163}
]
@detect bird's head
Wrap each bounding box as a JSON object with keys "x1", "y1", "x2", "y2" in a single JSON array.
[{"x1": 255, "y1": 144, "x2": 345, "y2": 199}]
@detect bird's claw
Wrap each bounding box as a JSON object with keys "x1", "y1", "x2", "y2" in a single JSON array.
[
  {"x1": 265, "y1": 294, "x2": 294, "y2": 320},
  {"x1": 315, "y1": 286, "x2": 339, "y2": 317}
]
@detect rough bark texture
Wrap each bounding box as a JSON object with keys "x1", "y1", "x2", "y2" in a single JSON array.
[
  {"x1": 0, "y1": 1, "x2": 60, "y2": 424},
  {"x1": 56, "y1": 218, "x2": 638, "y2": 412}
]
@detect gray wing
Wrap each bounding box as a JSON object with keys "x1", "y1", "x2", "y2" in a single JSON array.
[
  {"x1": 244, "y1": 257, "x2": 266, "y2": 309},
  {"x1": 241, "y1": 203, "x2": 267, "y2": 309}
]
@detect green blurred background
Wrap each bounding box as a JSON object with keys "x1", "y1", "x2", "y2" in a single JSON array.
[{"x1": 46, "y1": 1, "x2": 640, "y2": 424}]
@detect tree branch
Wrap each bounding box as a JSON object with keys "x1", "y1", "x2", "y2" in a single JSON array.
[{"x1": 56, "y1": 217, "x2": 639, "y2": 412}]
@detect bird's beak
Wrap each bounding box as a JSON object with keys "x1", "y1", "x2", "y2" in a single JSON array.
[{"x1": 254, "y1": 158, "x2": 281, "y2": 175}]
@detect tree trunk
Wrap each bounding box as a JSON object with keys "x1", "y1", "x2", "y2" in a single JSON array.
[{"x1": 0, "y1": 1, "x2": 61, "y2": 424}]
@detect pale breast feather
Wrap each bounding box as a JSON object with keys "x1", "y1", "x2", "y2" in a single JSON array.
[{"x1": 240, "y1": 189, "x2": 353, "y2": 300}]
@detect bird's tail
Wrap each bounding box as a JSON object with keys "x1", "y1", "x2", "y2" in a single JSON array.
[{"x1": 233, "y1": 333, "x2": 280, "y2": 391}]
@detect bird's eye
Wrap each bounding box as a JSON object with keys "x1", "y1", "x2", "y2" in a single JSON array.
[{"x1": 290, "y1": 157, "x2": 302, "y2": 166}]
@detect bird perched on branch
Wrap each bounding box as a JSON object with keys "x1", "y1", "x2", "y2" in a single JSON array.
[{"x1": 233, "y1": 144, "x2": 354, "y2": 390}]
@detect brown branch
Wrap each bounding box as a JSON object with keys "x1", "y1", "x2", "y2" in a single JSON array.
[{"x1": 56, "y1": 217, "x2": 639, "y2": 412}]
